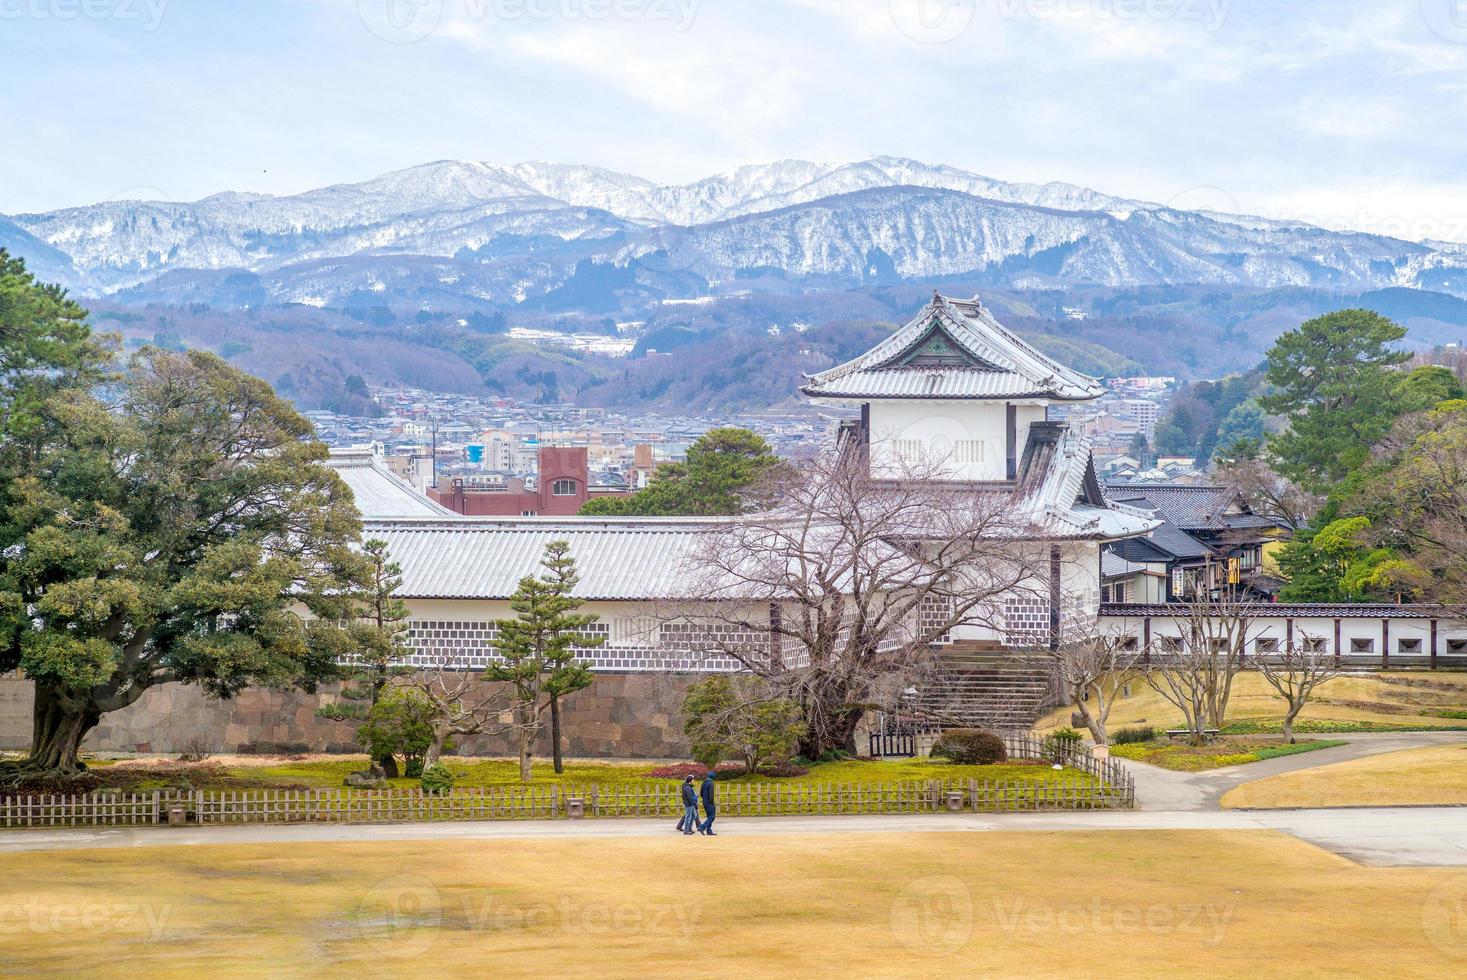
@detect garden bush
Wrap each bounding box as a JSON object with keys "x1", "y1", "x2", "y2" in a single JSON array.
[
  {"x1": 1043, "y1": 727, "x2": 1084, "y2": 761},
  {"x1": 358, "y1": 687, "x2": 437, "y2": 778},
  {"x1": 1111, "y1": 726, "x2": 1155, "y2": 745},
  {"x1": 681, "y1": 676, "x2": 804, "y2": 771},
  {"x1": 419, "y1": 764, "x2": 455, "y2": 795},
  {"x1": 931, "y1": 728, "x2": 1008, "y2": 765}
]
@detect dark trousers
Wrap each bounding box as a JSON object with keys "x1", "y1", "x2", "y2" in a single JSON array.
[{"x1": 698, "y1": 804, "x2": 716, "y2": 832}]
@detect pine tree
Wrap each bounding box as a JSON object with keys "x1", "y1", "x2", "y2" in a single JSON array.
[
  {"x1": 485, "y1": 542, "x2": 603, "y2": 780},
  {"x1": 317, "y1": 539, "x2": 414, "y2": 776}
]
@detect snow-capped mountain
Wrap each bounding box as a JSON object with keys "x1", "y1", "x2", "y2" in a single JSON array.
[{"x1": 7, "y1": 156, "x2": 1467, "y2": 307}]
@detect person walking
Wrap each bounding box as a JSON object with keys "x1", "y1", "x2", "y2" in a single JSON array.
[
  {"x1": 697, "y1": 770, "x2": 717, "y2": 835},
  {"x1": 679, "y1": 775, "x2": 699, "y2": 835}
]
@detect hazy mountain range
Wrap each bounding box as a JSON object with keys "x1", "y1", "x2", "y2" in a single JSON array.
[{"x1": 9, "y1": 156, "x2": 1467, "y2": 311}]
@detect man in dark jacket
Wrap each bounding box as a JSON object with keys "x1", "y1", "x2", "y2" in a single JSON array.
[
  {"x1": 678, "y1": 775, "x2": 699, "y2": 835},
  {"x1": 697, "y1": 771, "x2": 717, "y2": 835}
]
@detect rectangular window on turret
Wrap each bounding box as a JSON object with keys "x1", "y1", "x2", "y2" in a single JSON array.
[
  {"x1": 953, "y1": 440, "x2": 984, "y2": 464},
  {"x1": 893, "y1": 439, "x2": 923, "y2": 462}
]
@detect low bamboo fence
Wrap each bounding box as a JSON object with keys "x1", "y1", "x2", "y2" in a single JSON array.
[{"x1": 1, "y1": 736, "x2": 1133, "y2": 829}]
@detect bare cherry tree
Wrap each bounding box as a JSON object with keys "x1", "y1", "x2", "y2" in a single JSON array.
[
  {"x1": 407, "y1": 654, "x2": 512, "y2": 766},
  {"x1": 1255, "y1": 634, "x2": 1341, "y2": 743},
  {"x1": 662, "y1": 450, "x2": 1042, "y2": 758},
  {"x1": 1214, "y1": 457, "x2": 1320, "y2": 532},
  {"x1": 1025, "y1": 624, "x2": 1147, "y2": 746},
  {"x1": 1146, "y1": 587, "x2": 1263, "y2": 744}
]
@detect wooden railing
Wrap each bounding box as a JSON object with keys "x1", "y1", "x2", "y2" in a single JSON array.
[{"x1": 0, "y1": 740, "x2": 1133, "y2": 829}]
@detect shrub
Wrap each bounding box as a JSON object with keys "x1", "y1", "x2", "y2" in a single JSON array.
[
  {"x1": 357, "y1": 687, "x2": 438, "y2": 777},
  {"x1": 644, "y1": 761, "x2": 745, "y2": 780},
  {"x1": 645, "y1": 763, "x2": 710, "y2": 780},
  {"x1": 1043, "y1": 727, "x2": 1084, "y2": 761},
  {"x1": 931, "y1": 728, "x2": 1008, "y2": 765},
  {"x1": 681, "y1": 676, "x2": 804, "y2": 771},
  {"x1": 758, "y1": 763, "x2": 809, "y2": 778},
  {"x1": 419, "y1": 764, "x2": 455, "y2": 795},
  {"x1": 1111, "y1": 726, "x2": 1155, "y2": 745}
]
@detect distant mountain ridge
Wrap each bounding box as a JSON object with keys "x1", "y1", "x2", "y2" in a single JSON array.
[{"x1": 9, "y1": 156, "x2": 1467, "y2": 308}]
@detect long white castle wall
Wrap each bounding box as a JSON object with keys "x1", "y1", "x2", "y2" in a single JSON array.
[{"x1": 1100, "y1": 606, "x2": 1467, "y2": 668}]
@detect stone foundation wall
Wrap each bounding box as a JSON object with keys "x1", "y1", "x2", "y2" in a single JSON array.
[{"x1": 0, "y1": 672, "x2": 698, "y2": 760}]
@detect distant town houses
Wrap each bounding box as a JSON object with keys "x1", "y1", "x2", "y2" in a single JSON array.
[
  {"x1": 302, "y1": 386, "x2": 838, "y2": 514},
  {"x1": 1049, "y1": 375, "x2": 1182, "y2": 473}
]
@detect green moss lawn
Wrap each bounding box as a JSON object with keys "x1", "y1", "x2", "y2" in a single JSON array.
[
  {"x1": 67, "y1": 753, "x2": 1092, "y2": 794},
  {"x1": 1110, "y1": 737, "x2": 1346, "y2": 772}
]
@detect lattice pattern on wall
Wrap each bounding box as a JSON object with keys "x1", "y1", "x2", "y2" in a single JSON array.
[
  {"x1": 918, "y1": 595, "x2": 955, "y2": 645},
  {"x1": 402, "y1": 618, "x2": 747, "y2": 672},
  {"x1": 1003, "y1": 596, "x2": 1052, "y2": 647},
  {"x1": 1059, "y1": 588, "x2": 1099, "y2": 641}
]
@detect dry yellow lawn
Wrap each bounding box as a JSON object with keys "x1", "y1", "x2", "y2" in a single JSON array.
[
  {"x1": 1038, "y1": 671, "x2": 1467, "y2": 733},
  {"x1": 1222, "y1": 744, "x2": 1467, "y2": 810},
  {"x1": 4, "y1": 831, "x2": 1466, "y2": 977}
]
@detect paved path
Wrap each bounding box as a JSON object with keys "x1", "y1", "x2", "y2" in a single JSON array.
[
  {"x1": 2, "y1": 806, "x2": 1464, "y2": 867},
  {"x1": 1126, "y1": 731, "x2": 1467, "y2": 811}
]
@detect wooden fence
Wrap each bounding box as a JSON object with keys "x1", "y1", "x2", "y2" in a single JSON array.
[{"x1": 0, "y1": 740, "x2": 1133, "y2": 829}]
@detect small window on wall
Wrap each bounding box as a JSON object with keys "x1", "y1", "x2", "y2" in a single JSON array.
[
  {"x1": 893, "y1": 439, "x2": 924, "y2": 463},
  {"x1": 953, "y1": 440, "x2": 984, "y2": 464},
  {"x1": 1158, "y1": 636, "x2": 1183, "y2": 653},
  {"x1": 1398, "y1": 638, "x2": 1423, "y2": 654},
  {"x1": 1349, "y1": 638, "x2": 1374, "y2": 654},
  {"x1": 1449, "y1": 639, "x2": 1467, "y2": 654},
  {"x1": 1254, "y1": 638, "x2": 1279, "y2": 653},
  {"x1": 551, "y1": 479, "x2": 578, "y2": 496},
  {"x1": 1304, "y1": 637, "x2": 1329, "y2": 653}
]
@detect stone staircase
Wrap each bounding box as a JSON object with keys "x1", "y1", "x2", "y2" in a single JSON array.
[{"x1": 908, "y1": 641, "x2": 1057, "y2": 733}]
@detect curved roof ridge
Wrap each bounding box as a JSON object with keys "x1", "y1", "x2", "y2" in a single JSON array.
[{"x1": 801, "y1": 294, "x2": 1104, "y2": 401}]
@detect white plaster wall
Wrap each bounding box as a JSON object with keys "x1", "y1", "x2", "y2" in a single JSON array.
[{"x1": 868, "y1": 400, "x2": 1045, "y2": 481}]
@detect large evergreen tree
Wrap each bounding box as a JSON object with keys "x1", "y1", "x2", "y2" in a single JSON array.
[
  {"x1": 579, "y1": 427, "x2": 783, "y2": 516},
  {"x1": 1259, "y1": 309, "x2": 1409, "y2": 490},
  {"x1": 0, "y1": 344, "x2": 364, "y2": 780}
]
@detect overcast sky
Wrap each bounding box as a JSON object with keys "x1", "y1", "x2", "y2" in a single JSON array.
[{"x1": 6, "y1": 0, "x2": 1467, "y2": 239}]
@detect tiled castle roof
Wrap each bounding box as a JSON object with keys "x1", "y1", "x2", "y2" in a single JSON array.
[{"x1": 800, "y1": 293, "x2": 1104, "y2": 402}]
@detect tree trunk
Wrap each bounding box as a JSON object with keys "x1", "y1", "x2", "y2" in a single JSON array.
[
  {"x1": 424, "y1": 735, "x2": 444, "y2": 768},
  {"x1": 1282, "y1": 707, "x2": 1299, "y2": 744},
  {"x1": 798, "y1": 707, "x2": 863, "y2": 759},
  {"x1": 550, "y1": 695, "x2": 564, "y2": 774},
  {"x1": 517, "y1": 703, "x2": 535, "y2": 782},
  {"x1": 1075, "y1": 698, "x2": 1106, "y2": 746},
  {"x1": 20, "y1": 684, "x2": 101, "y2": 778}
]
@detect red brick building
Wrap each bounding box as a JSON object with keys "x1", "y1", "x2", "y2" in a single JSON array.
[{"x1": 427, "y1": 446, "x2": 628, "y2": 517}]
